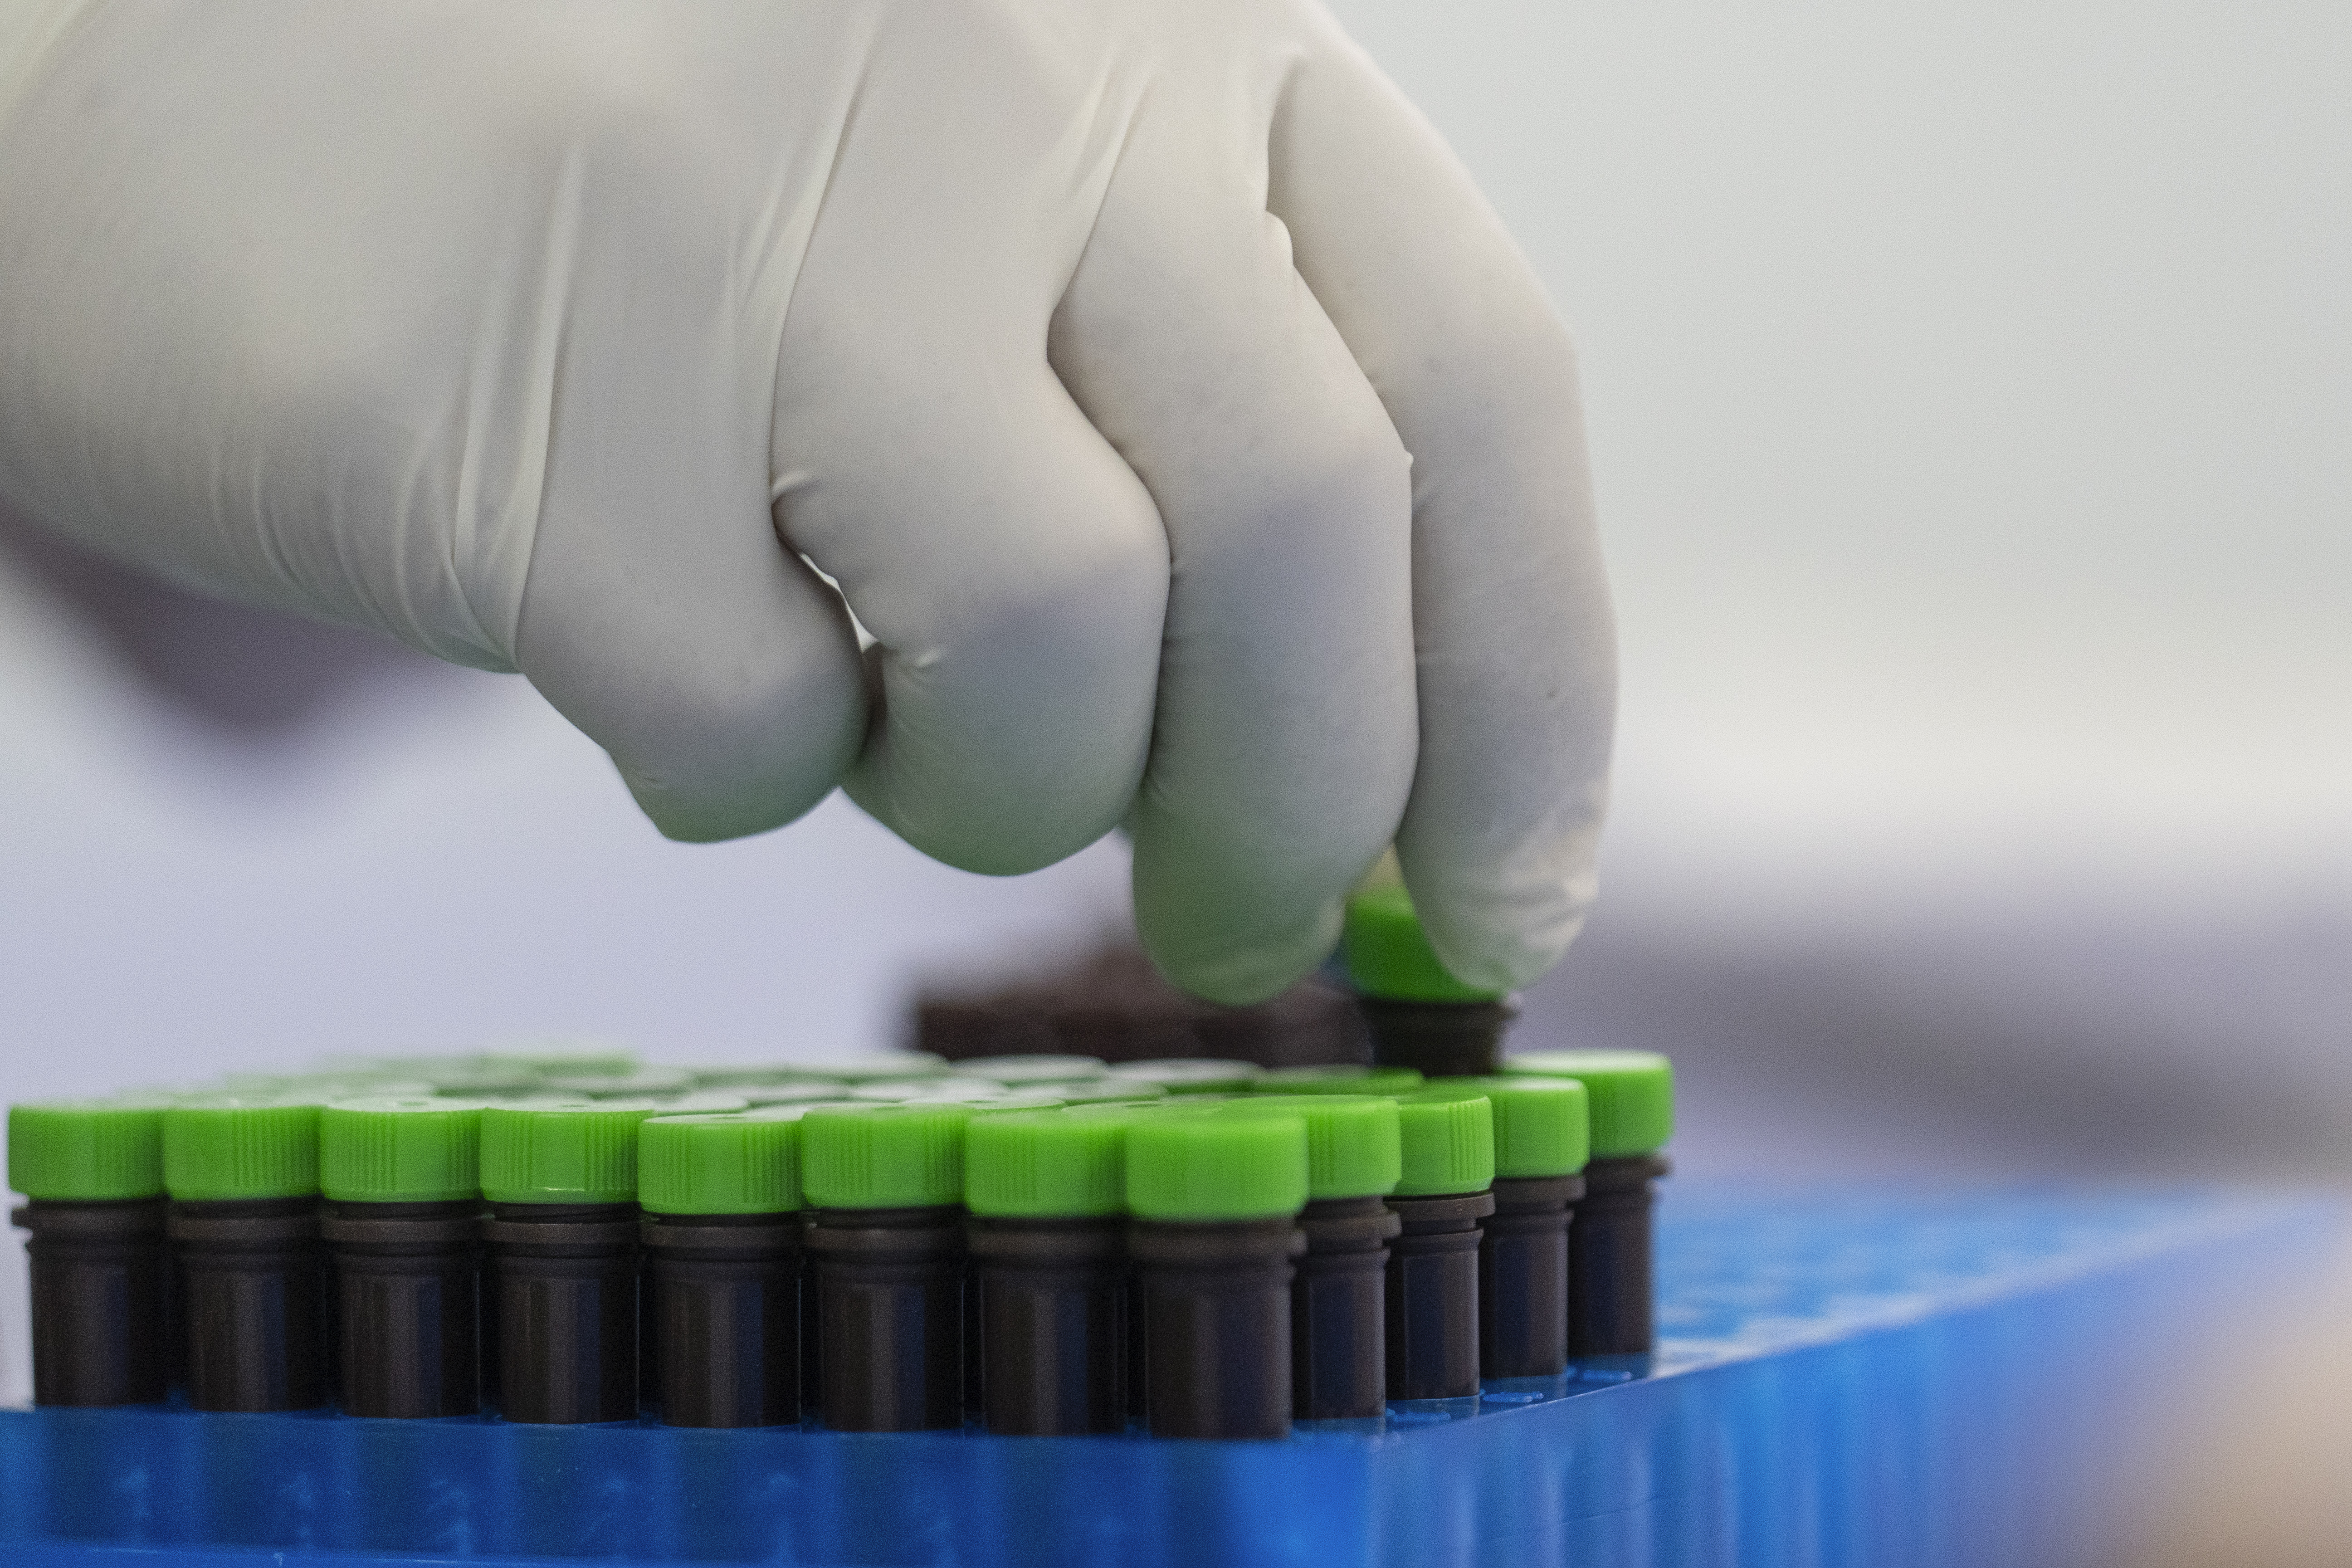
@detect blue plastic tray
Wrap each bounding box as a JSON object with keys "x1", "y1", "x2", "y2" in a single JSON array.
[{"x1": 0, "y1": 1184, "x2": 2328, "y2": 1568}]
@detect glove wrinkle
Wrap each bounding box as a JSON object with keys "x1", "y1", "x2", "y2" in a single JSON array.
[{"x1": 451, "y1": 144, "x2": 586, "y2": 674}]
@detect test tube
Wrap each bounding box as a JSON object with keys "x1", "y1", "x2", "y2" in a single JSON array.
[
  {"x1": 964, "y1": 1108, "x2": 1129, "y2": 1434},
  {"x1": 319, "y1": 1096, "x2": 484, "y2": 1417},
  {"x1": 1225, "y1": 1095, "x2": 1403, "y2": 1421},
  {"x1": 1342, "y1": 884, "x2": 1515, "y2": 1077},
  {"x1": 8, "y1": 1101, "x2": 171, "y2": 1406},
  {"x1": 1502, "y1": 1051, "x2": 1674, "y2": 1355},
  {"x1": 800, "y1": 1103, "x2": 972, "y2": 1431},
  {"x1": 1434, "y1": 1078, "x2": 1591, "y2": 1377},
  {"x1": 478, "y1": 1099, "x2": 666, "y2": 1422},
  {"x1": 639, "y1": 1109, "x2": 805, "y2": 1427},
  {"x1": 1125, "y1": 1108, "x2": 1308, "y2": 1439},
  {"x1": 1383, "y1": 1089, "x2": 1495, "y2": 1400},
  {"x1": 162, "y1": 1099, "x2": 332, "y2": 1412}
]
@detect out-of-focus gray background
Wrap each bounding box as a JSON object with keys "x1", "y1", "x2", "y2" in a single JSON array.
[{"x1": 0, "y1": 0, "x2": 2345, "y2": 1549}]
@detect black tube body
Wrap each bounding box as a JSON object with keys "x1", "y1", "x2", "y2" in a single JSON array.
[
  {"x1": 806, "y1": 1205, "x2": 963, "y2": 1431},
  {"x1": 171, "y1": 1197, "x2": 329, "y2": 1412},
  {"x1": 962, "y1": 1255, "x2": 985, "y2": 1419},
  {"x1": 478, "y1": 1246, "x2": 501, "y2": 1412},
  {"x1": 1124, "y1": 1258, "x2": 1147, "y2": 1426},
  {"x1": 15, "y1": 1199, "x2": 170, "y2": 1407},
  {"x1": 323, "y1": 1200, "x2": 479, "y2": 1418},
  {"x1": 967, "y1": 1216, "x2": 1124, "y2": 1435},
  {"x1": 1479, "y1": 1175, "x2": 1581, "y2": 1378},
  {"x1": 1384, "y1": 1190, "x2": 1493, "y2": 1400},
  {"x1": 643, "y1": 1212, "x2": 800, "y2": 1428},
  {"x1": 1360, "y1": 1000, "x2": 1516, "y2": 1079},
  {"x1": 1567, "y1": 1154, "x2": 1669, "y2": 1356},
  {"x1": 1291, "y1": 1197, "x2": 1398, "y2": 1420},
  {"x1": 797, "y1": 1212, "x2": 821, "y2": 1422},
  {"x1": 482, "y1": 1203, "x2": 638, "y2": 1423},
  {"x1": 1131, "y1": 1217, "x2": 1300, "y2": 1439}
]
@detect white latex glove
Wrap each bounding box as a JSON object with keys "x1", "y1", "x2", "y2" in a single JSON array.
[{"x1": 0, "y1": 0, "x2": 1613, "y2": 1003}]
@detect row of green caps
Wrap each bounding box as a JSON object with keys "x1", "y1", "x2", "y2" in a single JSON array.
[
  {"x1": 7, "y1": 1050, "x2": 1666, "y2": 1217},
  {"x1": 95, "y1": 1050, "x2": 1318, "y2": 1106}
]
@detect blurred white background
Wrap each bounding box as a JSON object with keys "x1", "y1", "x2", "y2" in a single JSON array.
[{"x1": 1, "y1": 0, "x2": 2346, "y2": 1447}]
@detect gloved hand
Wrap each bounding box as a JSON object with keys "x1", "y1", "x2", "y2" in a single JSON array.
[{"x1": 0, "y1": 0, "x2": 1612, "y2": 1003}]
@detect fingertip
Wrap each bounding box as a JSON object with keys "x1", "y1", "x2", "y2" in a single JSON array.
[
  {"x1": 1133, "y1": 876, "x2": 1344, "y2": 1007},
  {"x1": 622, "y1": 764, "x2": 839, "y2": 845},
  {"x1": 1400, "y1": 839, "x2": 1602, "y2": 995},
  {"x1": 839, "y1": 773, "x2": 1117, "y2": 878}
]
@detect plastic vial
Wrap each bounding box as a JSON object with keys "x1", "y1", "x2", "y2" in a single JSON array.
[
  {"x1": 319, "y1": 1096, "x2": 485, "y2": 1417},
  {"x1": 7, "y1": 1101, "x2": 171, "y2": 1406},
  {"x1": 478, "y1": 1099, "x2": 666, "y2": 1423},
  {"x1": 1384, "y1": 1090, "x2": 1496, "y2": 1400},
  {"x1": 1226, "y1": 1095, "x2": 1403, "y2": 1421},
  {"x1": 1450, "y1": 1078, "x2": 1591, "y2": 1377},
  {"x1": 800, "y1": 1103, "x2": 973, "y2": 1431},
  {"x1": 1124, "y1": 1108, "x2": 1308, "y2": 1439},
  {"x1": 1502, "y1": 1051, "x2": 1674, "y2": 1355},
  {"x1": 162, "y1": 1099, "x2": 332, "y2": 1412},
  {"x1": 638, "y1": 1109, "x2": 805, "y2": 1428},
  {"x1": 964, "y1": 1108, "x2": 1130, "y2": 1434},
  {"x1": 1342, "y1": 884, "x2": 1516, "y2": 1077}
]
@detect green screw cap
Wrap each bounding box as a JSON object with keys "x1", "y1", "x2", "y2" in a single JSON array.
[
  {"x1": 1044, "y1": 1081, "x2": 1170, "y2": 1106},
  {"x1": 639, "y1": 1112, "x2": 802, "y2": 1215},
  {"x1": 781, "y1": 1052, "x2": 947, "y2": 1084},
  {"x1": 739, "y1": 1084, "x2": 850, "y2": 1107},
  {"x1": 1125, "y1": 1109, "x2": 1308, "y2": 1221},
  {"x1": 1501, "y1": 1050, "x2": 1674, "y2": 1156},
  {"x1": 424, "y1": 1070, "x2": 545, "y2": 1099},
  {"x1": 966, "y1": 1109, "x2": 1126, "y2": 1217},
  {"x1": 1448, "y1": 1079, "x2": 1589, "y2": 1177},
  {"x1": 320, "y1": 1097, "x2": 482, "y2": 1202},
  {"x1": 1103, "y1": 1059, "x2": 1264, "y2": 1095},
  {"x1": 956, "y1": 1055, "x2": 1109, "y2": 1085},
  {"x1": 648, "y1": 1092, "x2": 754, "y2": 1113},
  {"x1": 849, "y1": 1078, "x2": 1006, "y2": 1103},
  {"x1": 541, "y1": 1067, "x2": 696, "y2": 1098},
  {"x1": 478, "y1": 1100, "x2": 668, "y2": 1205},
  {"x1": 1391, "y1": 1089, "x2": 1494, "y2": 1196},
  {"x1": 480, "y1": 1044, "x2": 639, "y2": 1077},
  {"x1": 683, "y1": 1065, "x2": 800, "y2": 1088},
  {"x1": 1342, "y1": 883, "x2": 1503, "y2": 1003},
  {"x1": 1255, "y1": 1065, "x2": 1425, "y2": 1096},
  {"x1": 8, "y1": 1102, "x2": 166, "y2": 1200},
  {"x1": 800, "y1": 1104, "x2": 973, "y2": 1209},
  {"x1": 162, "y1": 1099, "x2": 322, "y2": 1201},
  {"x1": 1228, "y1": 1095, "x2": 1400, "y2": 1200},
  {"x1": 950, "y1": 1092, "x2": 1072, "y2": 1112}
]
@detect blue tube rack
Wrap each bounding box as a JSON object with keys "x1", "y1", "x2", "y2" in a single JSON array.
[{"x1": 0, "y1": 1183, "x2": 2329, "y2": 1568}]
